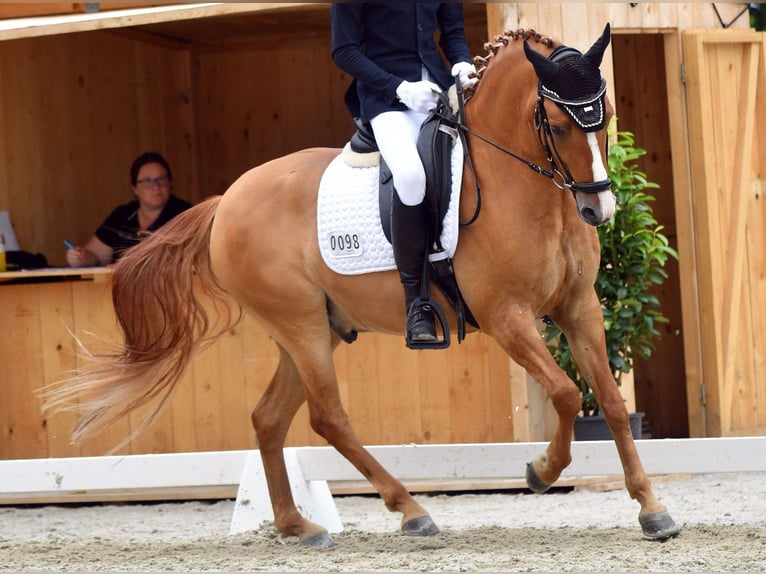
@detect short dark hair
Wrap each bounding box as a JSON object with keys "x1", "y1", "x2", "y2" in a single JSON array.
[{"x1": 130, "y1": 152, "x2": 173, "y2": 185}]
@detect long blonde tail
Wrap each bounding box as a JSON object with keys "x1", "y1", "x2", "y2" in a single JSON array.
[{"x1": 41, "y1": 195, "x2": 240, "y2": 450}]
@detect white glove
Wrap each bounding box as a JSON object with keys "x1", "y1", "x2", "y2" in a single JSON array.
[
  {"x1": 395, "y1": 80, "x2": 442, "y2": 114},
  {"x1": 451, "y1": 61, "x2": 478, "y2": 88}
]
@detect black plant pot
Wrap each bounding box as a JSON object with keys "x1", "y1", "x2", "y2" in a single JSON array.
[{"x1": 573, "y1": 412, "x2": 644, "y2": 441}]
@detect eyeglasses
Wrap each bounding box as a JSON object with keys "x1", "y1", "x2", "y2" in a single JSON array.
[{"x1": 137, "y1": 176, "x2": 170, "y2": 187}]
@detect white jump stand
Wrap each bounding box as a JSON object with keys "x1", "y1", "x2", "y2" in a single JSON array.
[{"x1": 229, "y1": 449, "x2": 343, "y2": 535}]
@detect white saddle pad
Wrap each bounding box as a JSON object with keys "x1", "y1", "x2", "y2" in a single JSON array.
[{"x1": 317, "y1": 138, "x2": 463, "y2": 275}]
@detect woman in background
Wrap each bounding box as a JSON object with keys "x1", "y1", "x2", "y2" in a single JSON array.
[{"x1": 66, "y1": 151, "x2": 191, "y2": 267}]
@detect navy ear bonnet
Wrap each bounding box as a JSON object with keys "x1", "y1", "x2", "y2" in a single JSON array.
[
  {"x1": 541, "y1": 46, "x2": 607, "y2": 132},
  {"x1": 524, "y1": 23, "x2": 611, "y2": 132}
]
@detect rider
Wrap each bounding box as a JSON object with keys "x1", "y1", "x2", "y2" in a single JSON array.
[{"x1": 331, "y1": 3, "x2": 477, "y2": 346}]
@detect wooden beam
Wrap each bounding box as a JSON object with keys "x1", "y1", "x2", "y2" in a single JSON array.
[{"x1": 0, "y1": 2, "x2": 324, "y2": 42}]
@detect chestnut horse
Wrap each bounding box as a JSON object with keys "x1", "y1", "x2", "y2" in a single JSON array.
[{"x1": 43, "y1": 26, "x2": 679, "y2": 546}]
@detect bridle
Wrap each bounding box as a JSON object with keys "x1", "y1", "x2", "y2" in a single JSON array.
[{"x1": 451, "y1": 70, "x2": 611, "y2": 227}]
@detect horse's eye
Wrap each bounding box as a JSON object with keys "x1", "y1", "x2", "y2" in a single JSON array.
[{"x1": 550, "y1": 125, "x2": 567, "y2": 137}]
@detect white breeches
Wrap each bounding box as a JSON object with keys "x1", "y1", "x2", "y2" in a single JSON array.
[{"x1": 370, "y1": 109, "x2": 428, "y2": 206}]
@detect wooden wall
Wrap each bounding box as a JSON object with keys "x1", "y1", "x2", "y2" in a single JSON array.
[
  {"x1": 0, "y1": 5, "x2": 529, "y2": 460},
  {"x1": 0, "y1": 4, "x2": 178, "y2": 20},
  {"x1": 0, "y1": 3, "x2": 759, "y2": 461},
  {"x1": 0, "y1": 277, "x2": 518, "y2": 459},
  {"x1": 0, "y1": 3, "x2": 491, "y2": 266},
  {"x1": 0, "y1": 30, "x2": 198, "y2": 266}
]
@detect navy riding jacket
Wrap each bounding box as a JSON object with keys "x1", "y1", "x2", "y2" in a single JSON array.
[{"x1": 330, "y1": 3, "x2": 472, "y2": 123}]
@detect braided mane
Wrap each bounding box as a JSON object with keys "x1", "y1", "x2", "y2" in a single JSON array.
[{"x1": 464, "y1": 28, "x2": 558, "y2": 99}]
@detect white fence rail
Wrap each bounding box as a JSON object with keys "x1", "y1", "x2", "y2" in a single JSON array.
[{"x1": 1, "y1": 438, "x2": 764, "y2": 534}]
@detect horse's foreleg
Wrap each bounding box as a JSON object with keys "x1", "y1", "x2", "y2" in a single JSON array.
[
  {"x1": 251, "y1": 345, "x2": 335, "y2": 547},
  {"x1": 561, "y1": 298, "x2": 680, "y2": 539}
]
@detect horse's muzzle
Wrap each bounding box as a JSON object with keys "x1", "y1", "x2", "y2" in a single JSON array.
[{"x1": 575, "y1": 187, "x2": 615, "y2": 227}]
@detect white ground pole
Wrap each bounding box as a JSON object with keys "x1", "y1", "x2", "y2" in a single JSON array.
[{"x1": 0, "y1": 438, "x2": 764, "y2": 535}]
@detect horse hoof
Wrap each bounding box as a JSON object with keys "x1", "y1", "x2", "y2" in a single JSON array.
[
  {"x1": 525, "y1": 461, "x2": 552, "y2": 494},
  {"x1": 639, "y1": 510, "x2": 681, "y2": 540},
  {"x1": 300, "y1": 532, "x2": 337, "y2": 548},
  {"x1": 402, "y1": 514, "x2": 440, "y2": 536}
]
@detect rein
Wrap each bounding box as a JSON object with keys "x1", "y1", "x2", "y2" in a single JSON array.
[{"x1": 449, "y1": 77, "x2": 610, "y2": 227}]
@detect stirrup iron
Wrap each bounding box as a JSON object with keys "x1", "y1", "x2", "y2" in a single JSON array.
[{"x1": 405, "y1": 296, "x2": 450, "y2": 350}]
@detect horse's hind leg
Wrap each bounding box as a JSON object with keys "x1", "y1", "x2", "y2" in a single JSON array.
[
  {"x1": 295, "y1": 332, "x2": 439, "y2": 537},
  {"x1": 251, "y1": 344, "x2": 336, "y2": 547},
  {"x1": 292, "y1": 324, "x2": 439, "y2": 536},
  {"x1": 253, "y1": 334, "x2": 437, "y2": 547}
]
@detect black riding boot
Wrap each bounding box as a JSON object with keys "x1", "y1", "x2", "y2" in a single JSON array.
[{"x1": 391, "y1": 193, "x2": 437, "y2": 344}]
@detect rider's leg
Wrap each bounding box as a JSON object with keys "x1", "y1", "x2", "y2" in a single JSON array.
[{"x1": 371, "y1": 110, "x2": 436, "y2": 342}]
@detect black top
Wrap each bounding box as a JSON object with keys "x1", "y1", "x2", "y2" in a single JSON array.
[
  {"x1": 331, "y1": 3, "x2": 471, "y2": 123},
  {"x1": 95, "y1": 195, "x2": 191, "y2": 261}
]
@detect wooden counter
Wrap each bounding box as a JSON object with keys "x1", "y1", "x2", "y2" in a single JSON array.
[
  {"x1": 0, "y1": 267, "x2": 112, "y2": 283},
  {"x1": 1, "y1": 269, "x2": 525, "y2": 460}
]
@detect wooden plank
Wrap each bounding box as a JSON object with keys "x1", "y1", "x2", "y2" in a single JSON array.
[
  {"x1": 0, "y1": 268, "x2": 111, "y2": 281},
  {"x1": 681, "y1": 30, "x2": 765, "y2": 437},
  {"x1": 0, "y1": 4, "x2": 87, "y2": 20},
  {"x1": 508, "y1": 354, "x2": 532, "y2": 442},
  {"x1": 748, "y1": 42, "x2": 766, "y2": 432},
  {"x1": 721, "y1": 41, "x2": 759, "y2": 432},
  {"x1": 750, "y1": 187, "x2": 766, "y2": 431},
  {"x1": 37, "y1": 282, "x2": 81, "y2": 458},
  {"x1": 2, "y1": 285, "x2": 48, "y2": 458},
  {"x1": 682, "y1": 31, "x2": 725, "y2": 436},
  {"x1": 414, "y1": 335, "x2": 452, "y2": 445},
  {"x1": 664, "y1": 31, "x2": 705, "y2": 437},
  {"x1": 484, "y1": 3, "x2": 516, "y2": 38},
  {"x1": 514, "y1": 4, "x2": 539, "y2": 31},
  {"x1": 336, "y1": 336, "x2": 378, "y2": 444},
  {"x1": 188, "y1": 333, "x2": 225, "y2": 452},
  {"x1": 447, "y1": 334, "x2": 493, "y2": 443},
  {"x1": 218, "y1": 323, "x2": 256, "y2": 451},
  {"x1": 0, "y1": 3, "x2": 326, "y2": 41},
  {"x1": 69, "y1": 279, "x2": 133, "y2": 456},
  {"x1": 486, "y1": 335, "x2": 514, "y2": 442},
  {"x1": 0, "y1": 3, "x2": 182, "y2": 21},
  {"x1": 534, "y1": 4, "x2": 563, "y2": 40},
  {"x1": 377, "y1": 335, "x2": 420, "y2": 444}
]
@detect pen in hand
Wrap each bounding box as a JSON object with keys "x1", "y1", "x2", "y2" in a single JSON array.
[{"x1": 64, "y1": 240, "x2": 85, "y2": 264}]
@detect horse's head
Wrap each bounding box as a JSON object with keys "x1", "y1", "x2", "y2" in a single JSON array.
[{"x1": 523, "y1": 24, "x2": 616, "y2": 226}]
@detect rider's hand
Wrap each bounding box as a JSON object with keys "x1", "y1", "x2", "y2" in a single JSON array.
[
  {"x1": 395, "y1": 80, "x2": 442, "y2": 114},
  {"x1": 451, "y1": 61, "x2": 478, "y2": 89}
]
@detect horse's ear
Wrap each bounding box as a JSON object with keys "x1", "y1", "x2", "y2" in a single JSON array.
[
  {"x1": 583, "y1": 23, "x2": 611, "y2": 68},
  {"x1": 524, "y1": 40, "x2": 559, "y2": 86}
]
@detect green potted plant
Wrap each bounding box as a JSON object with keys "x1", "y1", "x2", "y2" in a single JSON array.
[{"x1": 544, "y1": 127, "x2": 678, "y2": 439}]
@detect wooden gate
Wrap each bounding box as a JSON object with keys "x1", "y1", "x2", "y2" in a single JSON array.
[{"x1": 678, "y1": 29, "x2": 766, "y2": 437}]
